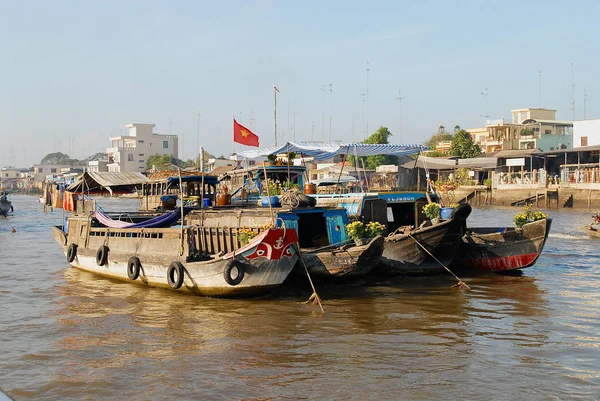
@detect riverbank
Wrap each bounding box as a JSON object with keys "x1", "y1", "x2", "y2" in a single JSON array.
[{"x1": 451, "y1": 186, "x2": 600, "y2": 210}]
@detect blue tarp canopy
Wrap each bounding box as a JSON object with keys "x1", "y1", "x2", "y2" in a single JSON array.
[{"x1": 237, "y1": 141, "x2": 425, "y2": 161}]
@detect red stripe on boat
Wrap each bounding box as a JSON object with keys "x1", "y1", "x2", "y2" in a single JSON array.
[{"x1": 461, "y1": 253, "x2": 539, "y2": 271}]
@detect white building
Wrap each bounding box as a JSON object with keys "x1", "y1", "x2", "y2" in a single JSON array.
[
  {"x1": 87, "y1": 159, "x2": 109, "y2": 173},
  {"x1": 573, "y1": 119, "x2": 600, "y2": 147},
  {"x1": 107, "y1": 123, "x2": 179, "y2": 172}
]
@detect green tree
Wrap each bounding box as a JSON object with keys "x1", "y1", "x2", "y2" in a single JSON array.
[
  {"x1": 41, "y1": 152, "x2": 78, "y2": 165},
  {"x1": 349, "y1": 126, "x2": 397, "y2": 170},
  {"x1": 448, "y1": 129, "x2": 481, "y2": 158},
  {"x1": 423, "y1": 126, "x2": 453, "y2": 148}
]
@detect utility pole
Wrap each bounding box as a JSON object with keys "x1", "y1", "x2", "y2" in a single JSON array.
[
  {"x1": 311, "y1": 122, "x2": 315, "y2": 140},
  {"x1": 292, "y1": 112, "x2": 298, "y2": 141},
  {"x1": 328, "y1": 84, "x2": 333, "y2": 141},
  {"x1": 320, "y1": 85, "x2": 326, "y2": 140},
  {"x1": 538, "y1": 70, "x2": 542, "y2": 107},
  {"x1": 396, "y1": 89, "x2": 403, "y2": 143},
  {"x1": 361, "y1": 93, "x2": 366, "y2": 139},
  {"x1": 584, "y1": 89, "x2": 588, "y2": 120},
  {"x1": 196, "y1": 110, "x2": 201, "y2": 168},
  {"x1": 273, "y1": 85, "x2": 280, "y2": 146},
  {"x1": 480, "y1": 88, "x2": 489, "y2": 122},
  {"x1": 366, "y1": 61, "x2": 370, "y2": 136},
  {"x1": 570, "y1": 62, "x2": 576, "y2": 121}
]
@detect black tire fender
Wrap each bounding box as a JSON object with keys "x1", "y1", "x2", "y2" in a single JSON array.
[
  {"x1": 127, "y1": 256, "x2": 142, "y2": 280},
  {"x1": 96, "y1": 245, "x2": 109, "y2": 266},
  {"x1": 66, "y1": 243, "x2": 77, "y2": 263},
  {"x1": 167, "y1": 261, "x2": 185, "y2": 289},
  {"x1": 224, "y1": 260, "x2": 245, "y2": 286}
]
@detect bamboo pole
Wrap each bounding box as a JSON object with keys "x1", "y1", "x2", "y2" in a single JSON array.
[
  {"x1": 178, "y1": 167, "x2": 185, "y2": 256},
  {"x1": 262, "y1": 162, "x2": 275, "y2": 225}
]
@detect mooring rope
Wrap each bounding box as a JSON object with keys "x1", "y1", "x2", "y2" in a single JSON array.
[
  {"x1": 294, "y1": 244, "x2": 325, "y2": 313},
  {"x1": 408, "y1": 233, "x2": 470, "y2": 289}
]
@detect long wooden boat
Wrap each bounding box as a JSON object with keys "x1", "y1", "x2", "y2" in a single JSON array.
[
  {"x1": 52, "y1": 200, "x2": 299, "y2": 297},
  {"x1": 451, "y1": 218, "x2": 552, "y2": 273},
  {"x1": 377, "y1": 203, "x2": 472, "y2": 276},
  {"x1": 584, "y1": 225, "x2": 600, "y2": 238},
  {"x1": 186, "y1": 206, "x2": 385, "y2": 282}
]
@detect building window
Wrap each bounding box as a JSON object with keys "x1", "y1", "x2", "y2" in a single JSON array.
[
  {"x1": 581, "y1": 136, "x2": 588, "y2": 146},
  {"x1": 138, "y1": 140, "x2": 144, "y2": 143},
  {"x1": 163, "y1": 141, "x2": 169, "y2": 149},
  {"x1": 138, "y1": 154, "x2": 144, "y2": 156},
  {"x1": 139, "y1": 160, "x2": 144, "y2": 163},
  {"x1": 128, "y1": 154, "x2": 134, "y2": 162},
  {"x1": 51, "y1": 168, "x2": 57, "y2": 173}
]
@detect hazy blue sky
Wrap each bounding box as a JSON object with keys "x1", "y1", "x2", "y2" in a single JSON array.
[{"x1": 1, "y1": 0, "x2": 598, "y2": 166}]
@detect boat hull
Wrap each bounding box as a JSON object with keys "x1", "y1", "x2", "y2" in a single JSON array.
[
  {"x1": 585, "y1": 225, "x2": 600, "y2": 238},
  {"x1": 452, "y1": 218, "x2": 552, "y2": 272},
  {"x1": 53, "y1": 225, "x2": 298, "y2": 297},
  {"x1": 0, "y1": 200, "x2": 12, "y2": 216},
  {"x1": 377, "y1": 203, "x2": 472, "y2": 276},
  {"x1": 296, "y1": 235, "x2": 385, "y2": 281}
]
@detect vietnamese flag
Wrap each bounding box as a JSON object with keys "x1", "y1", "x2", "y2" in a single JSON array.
[{"x1": 233, "y1": 118, "x2": 260, "y2": 147}]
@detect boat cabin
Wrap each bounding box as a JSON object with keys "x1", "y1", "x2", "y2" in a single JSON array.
[
  {"x1": 221, "y1": 164, "x2": 306, "y2": 202},
  {"x1": 142, "y1": 175, "x2": 220, "y2": 211}
]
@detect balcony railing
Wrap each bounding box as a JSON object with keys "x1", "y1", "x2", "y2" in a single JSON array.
[
  {"x1": 494, "y1": 170, "x2": 547, "y2": 189},
  {"x1": 560, "y1": 164, "x2": 600, "y2": 187}
]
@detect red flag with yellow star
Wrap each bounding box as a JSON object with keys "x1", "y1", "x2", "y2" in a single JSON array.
[{"x1": 233, "y1": 118, "x2": 259, "y2": 147}]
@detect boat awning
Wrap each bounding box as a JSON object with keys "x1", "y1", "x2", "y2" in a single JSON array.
[
  {"x1": 237, "y1": 141, "x2": 426, "y2": 161},
  {"x1": 67, "y1": 172, "x2": 152, "y2": 194},
  {"x1": 311, "y1": 175, "x2": 358, "y2": 186}
]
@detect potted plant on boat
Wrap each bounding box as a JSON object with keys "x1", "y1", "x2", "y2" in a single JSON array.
[
  {"x1": 261, "y1": 178, "x2": 281, "y2": 207},
  {"x1": 440, "y1": 203, "x2": 459, "y2": 220},
  {"x1": 514, "y1": 205, "x2": 548, "y2": 228},
  {"x1": 346, "y1": 221, "x2": 385, "y2": 246},
  {"x1": 423, "y1": 202, "x2": 441, "y2": 224}
]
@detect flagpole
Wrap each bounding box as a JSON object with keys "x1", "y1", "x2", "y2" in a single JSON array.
[{"x1": 273, "y1": 85, "x2": 280, "y2": 147}]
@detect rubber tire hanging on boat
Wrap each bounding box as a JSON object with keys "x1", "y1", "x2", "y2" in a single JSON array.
[
  {"x1": 96, "y1": 245, "x2": 109, "y2": 266},
  {"x1": 167, "y1": 261, "x2": 185, "y2": 289},
  {"x1": 224, "y1": 260, "x2": 245, "y2": 286},
  {"x1": 127, "y1": 256, "x2": 142, "y2": 280},
  {"x1": 66, "y1": 243, "x2": 77, "y2": 263}
]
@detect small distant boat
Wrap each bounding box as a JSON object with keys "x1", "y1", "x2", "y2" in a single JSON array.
[
  {"x1": 452, "y1": 218, "x2": 552, "y2": 273},
  {"x1": 584, "y1": 225, "x2": 600, "y2": 238},
  {"x1": 584, "y1": 214, "x2": 600, "y2": 238}
]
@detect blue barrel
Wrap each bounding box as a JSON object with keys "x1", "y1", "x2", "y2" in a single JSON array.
[{"x1": 203, "y1": 198, "x2": 212, "y2": 207}]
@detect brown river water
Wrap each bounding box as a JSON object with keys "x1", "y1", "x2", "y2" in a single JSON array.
[{"x1": 1, "y1": 195, "x2": 599, "y2": 400}]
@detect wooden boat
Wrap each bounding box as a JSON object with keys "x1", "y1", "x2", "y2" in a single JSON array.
[
  {"x1": 584, "y1": 225, "x2": 600, "y2": 238},
  {"x1": 377, "y1": 203, "x2": 472, "y2": 275},
  {"x1": 187, "y1": 206, "x2": 385, "y2": 282},
  {"x1": 51, "y1": 198, "x2": 299, "y2": 298},
  {"x1": 451, "y1": 218, "x2": 552, "y2": 273}
]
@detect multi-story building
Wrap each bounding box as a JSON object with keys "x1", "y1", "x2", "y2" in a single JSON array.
[
  {"x1": 107, "y1": 123, "x2": 178, "y2": 172},
  {"x1": 87, "y1": 159, "x2": 109, "y2": 173},
  {"x1": 466, "y1": 109, "x2": 573, "y2": 153},
  {"x1": 573, "y1": 119, "x2": 600, "y2": 147}
]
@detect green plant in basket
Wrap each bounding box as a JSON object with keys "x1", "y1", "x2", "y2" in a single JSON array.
[
  {"x1": 366, "y1": 221, "x2": 385, "y2": 237},
  {"x1": 346, "y1": 221, "x2": 365, "y2": 241},
  {"x1": 422, "y1": 203, "x2": 441, "y2": 220},
  {"x1": 514, "y1": 205, "x2": 548, "y2": 228},
  {"x1": 261, "y1": 178, "x2": 282, "y2": 196},
  {"x1": 238, "y1": 227, "x2": 258, "y2": 246}
]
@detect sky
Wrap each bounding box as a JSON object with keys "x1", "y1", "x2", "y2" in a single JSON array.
[{"x1": 1, "y1": 0, "x2": 599, "y2": 167}]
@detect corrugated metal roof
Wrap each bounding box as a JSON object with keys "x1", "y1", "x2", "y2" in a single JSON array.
[
  {"x1": 67, "y1": 172, "x2": 151, "y2": 192},
  {"x1": 492, "y1": 149, "x2": 543, "y2": 158}
]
